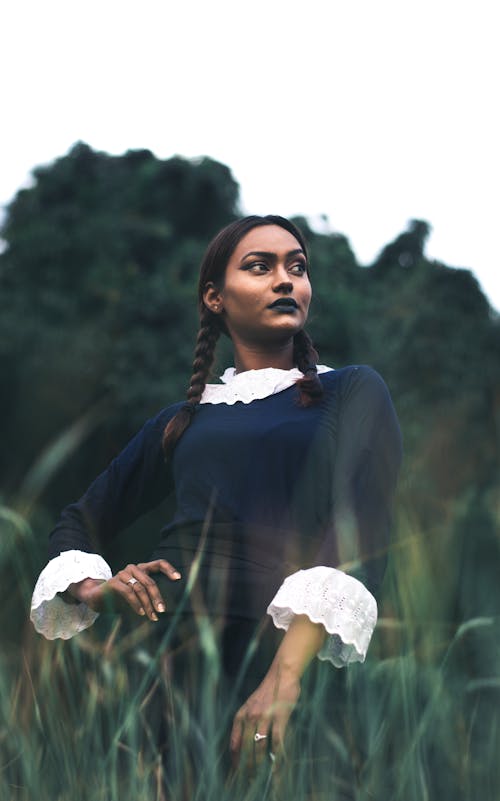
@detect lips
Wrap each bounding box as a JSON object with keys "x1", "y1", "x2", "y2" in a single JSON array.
[{"x1": 267, "y1": 298, "x2": 298, "y2": 309}]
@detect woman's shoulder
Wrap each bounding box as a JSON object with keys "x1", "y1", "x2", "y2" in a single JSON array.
[
  {"x1": 320, "y1": 363, "x2": 386, "y2": 388},
  {"x1": 320, "y1": 364, "x2": 394, "y2": 407},
  {"x1": 127, "y1": 400, "x2": 187, "y2": 446},
  {"x1": 153, "y1": 399, "x2": 187, "y2": 424}
]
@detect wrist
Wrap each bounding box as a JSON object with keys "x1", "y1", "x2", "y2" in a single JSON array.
[
  {"x1": 269, "y1": 615, "x2": 327, "y2": 680},
  {"x1": 68, "y1": 578, "x2": 106, "y2": 606},
  {"x1": 267, "y1": 654, "x2": 304, "y2": 684}
]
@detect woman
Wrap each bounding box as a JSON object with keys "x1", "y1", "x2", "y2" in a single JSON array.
[{"x1": 31, "y1": 215, "x2": 402, "y2": 793}]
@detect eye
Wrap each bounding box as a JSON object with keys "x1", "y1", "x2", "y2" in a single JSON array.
[
  {"x1": 242, "y1": 261, "x2": 269, "y2": 274},
  {"x1": 289, "y1": 261, "x2": 307, "y2": 276}
]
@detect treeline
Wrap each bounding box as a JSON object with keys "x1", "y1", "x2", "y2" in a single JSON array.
[{"x1": 0, "y1": 141, "x2": 499, "y2": 624}]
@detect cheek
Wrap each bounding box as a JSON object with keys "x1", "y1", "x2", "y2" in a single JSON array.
[
  {"x1": 302, "y1": 284, "x2": 312, "y2": 309},
  {"x1": 225, "y1": 286, "x2": 261, "y2": 309}
]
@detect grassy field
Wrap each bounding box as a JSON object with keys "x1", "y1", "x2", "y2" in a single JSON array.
[{"x1": 1, "y1": 491, "x2": 499, "y2": 801}]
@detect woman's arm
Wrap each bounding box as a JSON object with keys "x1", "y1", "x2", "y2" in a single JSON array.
[
  {"x1": 31, "y1": 406, "x2": 181, "y2": 639},
  {"x1": 48, "y1": 406, "x2": 177, "y2": 559},
  {"x1": 230, "y1": 614, "x2": 325, "y2": 765},
  {"x1": 268, "y1": 366, "x2": 402, "y2": 667},
  {"x1": 231, "y1": 367, "x2": 402, "y2": 763}
]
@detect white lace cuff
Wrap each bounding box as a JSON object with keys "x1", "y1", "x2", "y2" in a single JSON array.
[
  {"x1": 266, "y1": 566, "x2": 377, "y2": 668},
  {"x1": 30, "y1": 550, "x2": 112, "y2": 640}
]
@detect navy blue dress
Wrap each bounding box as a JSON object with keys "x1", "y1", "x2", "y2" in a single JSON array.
[{"x1": 48, "y1": 366, "x2": 402, "y2": 625}]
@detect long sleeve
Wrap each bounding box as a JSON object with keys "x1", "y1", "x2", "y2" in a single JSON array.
[
  {"x1": 31, "y1": 406, "x2": 178, "y2": 639},
  {"x1": 47, "y1": 407, "x2": 178, "y2": 559},
  {"x1": 268, "y1": 366, "x2": 402, "y2": 667}
]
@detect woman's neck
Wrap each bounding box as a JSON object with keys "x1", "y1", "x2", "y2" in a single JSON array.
[{"x1": 232, "y1": 341, "x2": 295, "y2": 374}]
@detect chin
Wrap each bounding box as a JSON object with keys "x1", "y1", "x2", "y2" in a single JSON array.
[
  {"x1": 260, "y1": 320, "x2": 305, "y2": 342},
  {"x1": 270, "y1": 315, "x2": 306, "y2": 331}
]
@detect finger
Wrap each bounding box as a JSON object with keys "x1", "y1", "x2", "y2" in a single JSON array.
[
  {"x1": 271, "y1": 726, "x2": 283, "y2": 756},
  {"x1": 138, "y1": 559, "x2": 182, "y2": 580},
  {"x1": 123, "y1": 565, "x2": 165, "y2": 621},
  {"x1": 112, "y1": 572, "x2": 148, "y2": 618},
  {"x1": 230, "y1": 714, "x2": 245, "y2": 769},
  {"x1": 270, "y1": 712, "x2": 289, "y2": 757},
  {"x1": 252, "y1": 726, "x2": 271, "y2": 768}
]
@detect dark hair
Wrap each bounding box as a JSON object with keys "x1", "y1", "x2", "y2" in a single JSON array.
[{"x1": 162, "y1": 215, "x2": 323, "y2": 457}]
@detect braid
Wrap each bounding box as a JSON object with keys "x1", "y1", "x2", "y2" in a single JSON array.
[
  {"x1": 186, "y1": 309, "x2": 220, "y2": 404},
  {"x1": 293, "y1": 329, "x2": 324, "y2": 407},
  {"x1": 162, "y1": 308, "x2": 220, "y2": 457}
]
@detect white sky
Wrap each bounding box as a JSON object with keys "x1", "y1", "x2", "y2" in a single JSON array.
[{"x1": 2, "y1": 0, "x2": 499, "y2": 309}]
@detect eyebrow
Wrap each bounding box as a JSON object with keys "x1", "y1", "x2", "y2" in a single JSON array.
[{"x1": 240, "y1": 249, "x2": 305, "y2": 263}]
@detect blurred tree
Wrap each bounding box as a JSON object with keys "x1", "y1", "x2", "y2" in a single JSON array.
[
  {"x1": 371, "y1": 219, "x2": 431, "y2": 273},
  {"x1": 290, "y1": 215, "x2": 362, "y2": 364},
  {"x1": 0, "y1": 143, "x2": 240, "y2": 496}
]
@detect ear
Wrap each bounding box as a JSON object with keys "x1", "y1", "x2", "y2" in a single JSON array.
[{"x1": 203, "y1": 282, "x2": 224, "y2": 314}]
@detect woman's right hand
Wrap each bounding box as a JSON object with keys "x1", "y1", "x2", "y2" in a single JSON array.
[{"x1": 68, "y1": 560, "x2": 181, "y2": 622}]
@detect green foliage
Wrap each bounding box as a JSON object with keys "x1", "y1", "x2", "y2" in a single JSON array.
[
  {"x1": 2, "y1": 505, "x2": 500, "y2": 800},
  {"x1": 0, "y1": 143, "x2": 240, "y2": 493}
]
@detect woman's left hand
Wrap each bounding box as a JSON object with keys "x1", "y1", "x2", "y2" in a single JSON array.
[
  {"x1": 230, "y1": 667, "x2": 301, "y2": 769},
  {"x1": 229, "y1": 615, "x2": 326, "y2": 770}
]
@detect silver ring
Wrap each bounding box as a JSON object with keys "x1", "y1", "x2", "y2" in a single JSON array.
[
  {"x1": 254, "y1": 732, "x2": 268, "y2": 742},
  {"x1": 127, "y1": 577, "x2": 138, "y2": 586}
]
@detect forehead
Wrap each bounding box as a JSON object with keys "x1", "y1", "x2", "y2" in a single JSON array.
[{"x1": 231, "y1": 225, "x2": 303, "y2": 261}]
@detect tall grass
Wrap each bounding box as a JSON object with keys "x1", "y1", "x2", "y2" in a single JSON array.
[{"x1": 1, "y1": 477, "x2": 499, "y2": 799}]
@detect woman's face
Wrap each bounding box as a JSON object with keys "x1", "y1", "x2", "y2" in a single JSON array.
[{"x1": 204, "y1": 225, "x2": 312, "y2": 346}]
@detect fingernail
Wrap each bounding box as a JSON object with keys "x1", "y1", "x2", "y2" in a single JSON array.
[
  {"x1": 152, "y1": 613, "x2": 159, "y2": 621},
  {"x1": 139, "y1": 608, "x2": 146, "y2": 616},
  {"x1": 173, "y1": 571, "x2": 181, "y2": 579},
  {"x1": 157, "y1": 603, "x2": 165, "y2": 613}
]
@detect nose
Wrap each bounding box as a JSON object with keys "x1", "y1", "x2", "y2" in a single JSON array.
[{"x1": 272, "y1": 264, "x2": 293, "y2": 294}]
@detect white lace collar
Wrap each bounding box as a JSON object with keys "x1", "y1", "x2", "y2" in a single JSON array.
[{"x1": 200, "y1": 365, "x2": 333, "y2": 405}]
